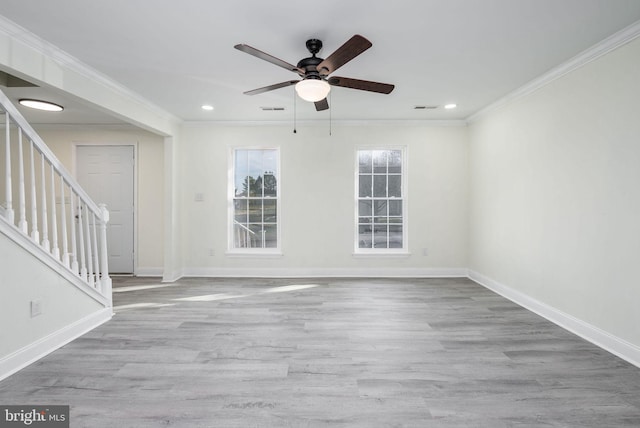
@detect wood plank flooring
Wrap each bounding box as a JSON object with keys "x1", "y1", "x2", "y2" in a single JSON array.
[{"x1": 1, "y1": 277, "x2": 639, "y2": 427}]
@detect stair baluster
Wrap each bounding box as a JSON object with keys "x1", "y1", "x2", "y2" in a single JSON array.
[{"x1": 0, "y1": 88, "x2": 111, "y2": 305}]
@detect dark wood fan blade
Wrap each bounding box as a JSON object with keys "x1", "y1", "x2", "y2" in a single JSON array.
[
  {"x1": 244, "y1": 80, "x2": 299, "y2": 95},
  {"x1": 316, "y1": 35, "x2": 372, "y2": 76},
  {"x1": 314, "y1": 98, "x2": 329, "y2": 111},
  {"x1": 328, "y1": 76, "x2": 395, "y2": 94},
  {"x1": 235, "y1": 44, "x2": 304, "y2": 74}
]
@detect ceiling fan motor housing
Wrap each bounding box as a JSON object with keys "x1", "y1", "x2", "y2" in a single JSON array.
[
  {"x1": 297, "y1": 39, "x2": 324, "y2": 80},
  {"x1": 297, "y1": 56, "x2": 323, "y2": 79}
]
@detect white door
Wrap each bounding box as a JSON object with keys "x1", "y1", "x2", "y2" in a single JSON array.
[{"x1": 76, "y1": 145, "x2": 134, "y2": 273}]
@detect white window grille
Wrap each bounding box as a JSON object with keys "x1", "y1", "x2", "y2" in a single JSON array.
[
  {"x1": 230, "y1": 148, "x2": 279, "y2": 251},
  {"x1": 356, "y1": 148, "x2": 406, "y2": 252}
]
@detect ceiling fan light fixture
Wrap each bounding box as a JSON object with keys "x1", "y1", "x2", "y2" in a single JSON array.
[
  {"x1": 295, "y1": 79, "x2": 331, "y2": 103},
  {"x1": 19, "y1": 99, "x2": 64, "y2": 112}
]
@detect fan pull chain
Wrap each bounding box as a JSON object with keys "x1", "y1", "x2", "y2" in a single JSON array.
[
  {"x1": 293, "y1": 87, "x2": 297, "y2": 134},
  {"x1": 329, "y1": 90, "x2": 332, "y2": 136}
]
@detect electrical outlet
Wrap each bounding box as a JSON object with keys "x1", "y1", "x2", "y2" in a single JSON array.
[
  {"x1": 30, "y1": 300, "x2": 42, "y2": 318},
  {"x1": 194, "y1": 193, "x2": 204, "y2": 202}
]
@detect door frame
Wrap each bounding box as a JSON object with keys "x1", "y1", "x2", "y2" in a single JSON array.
[{"x1": 72, "y1": 142, "x2": 138, "y2": 275}]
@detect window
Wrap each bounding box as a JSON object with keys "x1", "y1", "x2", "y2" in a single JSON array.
[
  {"x1": 356, "y1": 148, "x2": 406, "y2": 251},
  {"x1": 230, "y1": 148, "x2": 279, "y2": 251}
]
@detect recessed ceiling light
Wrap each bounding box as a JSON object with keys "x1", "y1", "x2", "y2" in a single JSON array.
[
  {"x1": 19, "y1": 99, "x2": 64, "y2": 112},
  {"x1": 201, "y1": 104, "x2": 214, "y2": 111},
  {"x1": 444, "y1": 103, "x2": 457, "y2": 110}
]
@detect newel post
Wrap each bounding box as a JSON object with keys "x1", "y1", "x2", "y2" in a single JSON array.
[{"x1": 99, "y1": 203, "x2": 112, "y2": 306}]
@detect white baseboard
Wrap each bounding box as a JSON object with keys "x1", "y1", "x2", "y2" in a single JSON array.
[
  {"x1": 135, "y1": 267, "x2": 163, "y2": 277},
  {"x1": 0, "y1": 308, "x2": 113, "y2": 382},
  {"x1": 468, "y1": 270, "x2": 640, "y2": 369},
  {"x1": 163, "y1": 268, "x2": 185, "y2": 283},
  {"x1": 181, "y1": 267, "x2": 469, "y2": 278}
]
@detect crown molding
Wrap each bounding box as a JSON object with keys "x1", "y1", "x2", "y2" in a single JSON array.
[
  {"x1": 467, "y1": 19, "x2": 640, "y2": 123},
  {"x1": 0, "y1": 15, "x2": 182, "y2": 127},
  {"x1": 183, "y1": 119, "x2": 468, "y2": 128},
  {"x1": 22, "y1": 123, "x2": 143, "y2": 132}
]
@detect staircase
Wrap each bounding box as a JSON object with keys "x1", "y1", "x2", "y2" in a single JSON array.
[{"x1": 0, "y1": 88, "x2": 112, "y2": 381}]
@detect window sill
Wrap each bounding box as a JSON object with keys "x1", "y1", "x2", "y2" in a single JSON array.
[
  {"x1": 225, "y1": 250, "x2": 283, "y2": 258},
  {"x1": 352, "y1": 251, "x2": 411, "y2": 259}
]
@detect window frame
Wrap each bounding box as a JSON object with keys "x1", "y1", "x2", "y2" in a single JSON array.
[
  {"x1": 227, "y1": 146, "x2": 282, "y2": 256},
  {"x1": 354, "y1": 146, "x2": 408, "y2": 255}
]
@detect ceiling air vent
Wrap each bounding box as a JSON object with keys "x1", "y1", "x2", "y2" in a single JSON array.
[
  {"x1": 260, "y1": 107, "x2": 286, "y2": 111},
  {"x1": 414, "y1": 105, "x2": 438, "y2": 110}
]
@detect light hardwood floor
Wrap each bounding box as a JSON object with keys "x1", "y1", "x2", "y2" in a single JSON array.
[{"x1": 1, "y1": 277, "x2": 639, "y2": 427}]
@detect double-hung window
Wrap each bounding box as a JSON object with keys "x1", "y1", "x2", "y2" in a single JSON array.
[
  {"x1": 356, "y1": 148, "x2": 406, "y2": 252},
  {"x1": 230, "y1": 148, "x2": 279, "y2": 252}
]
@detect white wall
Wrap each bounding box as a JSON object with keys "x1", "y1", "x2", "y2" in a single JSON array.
[
  {"x1": 0, "y1": 230, "x2": 110, "y2": 380},
  {"x1": 469, "y1": 37, "x2": 640, "y2": 352},
  {"x1": 34, "y1": 126, "x2": 166, "y2": 274},
  {"x1": 179, "y1": 122, "x2": 469, "y2": 276}
]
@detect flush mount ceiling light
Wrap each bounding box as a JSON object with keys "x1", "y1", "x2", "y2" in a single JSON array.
[
  {"x1": 444, "y1": 103, "x2": 457, "y2": 110},
  {"x1": 19, "y1": 99, "x2": 64, "y2": 112},
  {"x1": 201, "y1": 104, "x2": 214, "y2": 111},
  {"x1": 295, "y1": 79, "x2": 331, "y2": 103}
]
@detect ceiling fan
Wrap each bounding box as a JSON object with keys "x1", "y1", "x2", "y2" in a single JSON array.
[{"x1": 234, "y1": 35, "x2": 394, "y2": 111}]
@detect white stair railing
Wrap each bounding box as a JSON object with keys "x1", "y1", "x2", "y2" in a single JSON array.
[
  {"x1": 233, "y1": 220, "x2": 258, "y2": 248},
  {"x1": 0, "y1": 88, "x2": 111, "y2": 304}
]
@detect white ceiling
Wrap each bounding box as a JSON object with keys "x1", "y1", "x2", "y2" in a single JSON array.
[{"x1": 1, "y1": 0, "x2": 640, "y2": 125}]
